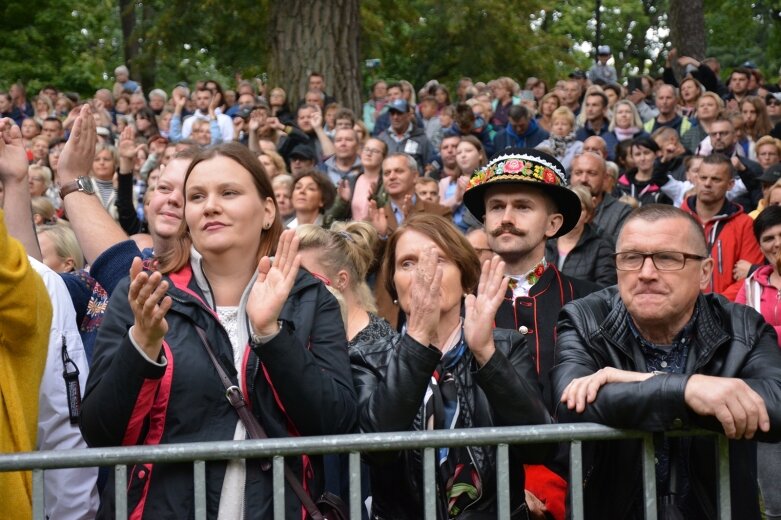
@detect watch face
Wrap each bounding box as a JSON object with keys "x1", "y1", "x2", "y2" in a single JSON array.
[{"x1": 78, "y1": 176, "x2": 95, "y2": 194}]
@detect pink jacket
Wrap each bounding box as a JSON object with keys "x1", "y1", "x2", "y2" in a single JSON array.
[{"x1": 736, "y1": 264, "x2": 781, "y2": 345}]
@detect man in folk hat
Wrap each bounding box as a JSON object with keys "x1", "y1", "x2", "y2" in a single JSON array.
[{"x1": 463, "y1": 147, "x2": 599, "y2": 520}]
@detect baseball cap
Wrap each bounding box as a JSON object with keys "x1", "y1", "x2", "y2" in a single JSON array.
[{"x1": 387, "y1": 99, "x2": 409, "y2": 113}]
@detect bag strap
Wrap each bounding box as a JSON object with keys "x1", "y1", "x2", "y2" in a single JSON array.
[{"x1": 194, "y1": 325, "x2": 324, "y2": 520}]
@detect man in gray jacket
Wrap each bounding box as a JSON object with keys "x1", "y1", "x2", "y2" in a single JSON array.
[
  {"x1": 569, "y1": 152, "x2": 631, "y2": 244},
  {"x1": 378, "y1": 99, "x2": 434, "y2": 174}
]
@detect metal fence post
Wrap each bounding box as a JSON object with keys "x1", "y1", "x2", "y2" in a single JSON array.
[
  {"x1": 497, "y1": 443, "x2": 510, "y2": 519},
  {"x1": 32, "y1": 468, "x2": 45, "y2": 520},
  {"x1": 717, "y1": 435, "x2": 731, "y2": 519},
  {"x1": 348, "y1": 451, "x2": 362, "y2": 519},
  {"x1": 115, "y1": 464, "x2": 127, "y2": 520},
  {"x1": 193, "y1": 460, "x2": 206, "y2": 520},
  {"x1": 570, "y1": 440, "x2": 584, "y2": 520},
  {"x1": 423, "y1": 447, "x2": 436, "y2": 519},
  {"x1": 273, "y1": 456, "x2": 285, "y2": 520},
  {"x1": 641, "y1": 434, "x2": 657, "y2": 520}
]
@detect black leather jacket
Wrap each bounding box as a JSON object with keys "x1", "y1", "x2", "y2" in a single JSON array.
[
  {"x1": 551, "y1": 287, "x2": 781, "y2": 519},
  {"x1": 350, "y1": 328, "x2": 550, "y2": 519},
  {"x1": 82, "y1": 265, "x2": 356, "y2": 519}
]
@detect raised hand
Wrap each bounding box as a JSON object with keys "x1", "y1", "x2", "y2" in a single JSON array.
[
  {"x1": 208, "y1": 92, "x2": 222, "y2": 115},
  {"x1": 127, "y1": 257, "x2": 172, "y2": 360},
  {"x1": 0, "y1": 118, "x2": 29, "y2": 185},
  {"x1": 118, "y1": 125, "x2": 136, "y2": 173},
  {"x1": 463, "y1": 256, "x2": 509, "y2": 365},
  {"x1": 310, "y1": 107, "x2": 323, "y2": 129},
  {"x1": 173, "y1": 91, "x2": 187, "y2": 114},
  {"x1": 366, "y1": 199, "x2": 388, "y2": 237},
  {"x1": 338, "y1": 177, "x2": 352, "y2": 202},
  {"x1": 400, "y1": 193, "x2": 413, "y2": 218},
  {"x1": 57, "y1": 104, "x2": 97, "y2": 185},
  {"x1": 404, "y1": 246, "x2": 443, "y2": 348},
  {"x1": 684, "y1": 374, "x2": 770, "y2": 439},
  {"x1": 246, "y1": 230, "x2": 301, "y2": 336}
]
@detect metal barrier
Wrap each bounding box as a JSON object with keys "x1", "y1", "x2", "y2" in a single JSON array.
[{"x1": 0, "y1": 423, "x2": 730, "y2": 520}]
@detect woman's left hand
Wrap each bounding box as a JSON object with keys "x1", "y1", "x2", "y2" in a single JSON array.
[
  {"x1": 246, "y1": 230, "x2": 301, "y2": 337},
  {"x1": 464, "y1": 255, "x2": 509, "y2": 366}
]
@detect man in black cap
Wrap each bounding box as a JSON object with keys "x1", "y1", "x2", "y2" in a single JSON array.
[
  {"x1": 288, "y1": 144, "x2": 317, "y2": 176},
  {"x1": 463, "y1": 148, "x2": 599, "y2": 520}
]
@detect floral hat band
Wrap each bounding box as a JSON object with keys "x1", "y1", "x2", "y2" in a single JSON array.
[
  {"x1": 462, "y1": 147, "x2": 581, "y2": 238},
  {"x1": 467, "y1": 150, "x2": 566, "y2": 191}
]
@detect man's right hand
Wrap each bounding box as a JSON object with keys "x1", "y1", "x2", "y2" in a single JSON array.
[
  {"x1": 57, "y1": 104, "x2": 96, "y2": 185},
  {"x1": 366, "y1": 199, "x2": 388, "y2": 237},
  {"x1": 684, "y1": 374, "x2": 770, "y2": 439},
  {"x1": 118, "y1": 125, "x2": 136, "y2": 173},
  {"x1": 627, "y1": 89, "x2": 646, "y2": 105}
]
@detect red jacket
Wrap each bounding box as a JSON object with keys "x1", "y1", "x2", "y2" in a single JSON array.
[{"x1": 681, "y1": 196, "x2": 764, "y2": 299}]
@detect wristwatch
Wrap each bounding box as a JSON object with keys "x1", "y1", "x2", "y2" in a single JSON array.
[{"x1": 59, "y1": 176, "x2": 95, "y2": 199}]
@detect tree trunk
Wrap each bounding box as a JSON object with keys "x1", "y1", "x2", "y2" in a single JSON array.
[
  {"x1": 268, "y1": 0, "x2": 362, "y2": 114},
  {"x1": 137, "y1": 2, "x2": 157, "y2": 90},
  {"x1": 669, "y1": 0, "x2": 706, "y2": 61},
  {"x1": 118, "y1": 0, "x2": 140, "y2": 80}
]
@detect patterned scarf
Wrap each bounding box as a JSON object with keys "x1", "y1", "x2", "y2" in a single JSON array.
[
  {"x1": 422, "y1": 332, "x2": 482, "y2": 516},
  {"x1": 549, "y1": 131, "x2": 578, "y2": 158}
]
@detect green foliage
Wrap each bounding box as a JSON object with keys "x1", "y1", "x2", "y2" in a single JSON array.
[
  {"x1": 360, "y1": 0, "x2": 577, "y2": 93},
  {"x1": 0, "y1": 0, "x2": 778, "y2": 98},
  {"x1": 0, "y1": 0, "x2": 120, "y2": 94},
  {"x1": 704, "y1": 0, "x2": 781, "y2": 79}
]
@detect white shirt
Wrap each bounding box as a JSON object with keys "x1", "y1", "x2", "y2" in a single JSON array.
[
  {"x1": 182, "y1": 108, "x2": 234, "y2": 143},
  {"x1": 31, "y1": 258, "x2": 99, "y2": 520}
]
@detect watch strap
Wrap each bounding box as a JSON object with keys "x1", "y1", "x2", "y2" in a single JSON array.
[{"x1": 59, "y1": 177, "x2": 92, "y2": 200}]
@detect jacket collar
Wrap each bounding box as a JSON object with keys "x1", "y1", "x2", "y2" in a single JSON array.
[{"x1": 600, "y1": 291, "x2": 731, "y2": 364}]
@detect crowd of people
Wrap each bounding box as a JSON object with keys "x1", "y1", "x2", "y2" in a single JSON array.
[{"x1": 2, "y1": 48, "x2": 781, "y2": 519}]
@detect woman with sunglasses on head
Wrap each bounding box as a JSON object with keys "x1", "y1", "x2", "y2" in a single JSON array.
[{"x1": 81, "y1": 142, "x2": 356, "y2": 519}]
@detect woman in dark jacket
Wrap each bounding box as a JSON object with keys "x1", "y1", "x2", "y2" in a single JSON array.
[
  {"x1": 614, "y1": 136, "x2": 673, "y2": 206},
  {"x1": 350, "y1": 214, "x2": 550, "y2": 519},
  {"x1": 545, "y1": 185, "x2": 617, "y2": 287},
  {"x1": 81, "y1": 143, "x2": 356, "y2": 519}
]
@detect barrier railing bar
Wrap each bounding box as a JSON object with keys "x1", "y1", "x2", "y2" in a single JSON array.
[
  {"x1": 424, "y1": 447, "x2": 436, "y2": 519},
  {"x1": 273, "y1": 456, "x2": 285, "y2": 520},
  {"x1": 569, "y1": 440, "x2": 584, "y2": 520},
  {"x1": 641, "y1": 434, "x2": 657, "y2": 520},
  {"x1": 718, "y1": 436, "x2": 731, "y2": 519},
  {"x1": 115, "y1": 464, "x2": 127, "y2": 520},
  {"x1": 0, "y1": 424, "x2": 651, "y2": 472},
  {"x1": 193, "y1": 460, "x2": 206, "y2": 520},
  {"x1": 32, "y1": 468, "x2": 44, "y2": 520},
  {"x1": 496, "y1": 443, "x2": 510, "y2": 518},
  {"x1": 348, "y1": 451, "x2": 362, "y2": 519}
]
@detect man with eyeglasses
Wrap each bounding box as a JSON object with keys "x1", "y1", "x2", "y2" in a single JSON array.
[
  {"x1": 552, "y1": 203, "x2": 781, "y2": 519},
  {"x1": 698, "y1": 116, "x2": 763, "y2": 213}
]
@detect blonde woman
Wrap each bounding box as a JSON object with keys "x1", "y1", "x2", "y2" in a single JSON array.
[
  {"x1": 36, "y1": 223, "x2": 84, "y2": 273},
  {"x1": 296, "y1": 221, "x2": 389, "y2": 343},
  {"x1": 536, "y1": 106, "x2": 583, "y2": 172}
]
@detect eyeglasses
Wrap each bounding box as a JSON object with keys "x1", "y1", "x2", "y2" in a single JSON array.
[
  {"x1": 363, "y1": 147, "x2": 383, "y2": 155},
  {"x1": 613, "y1": 251, "x2": 707, "y2": 271},
  {"x1": 708, "y1": 130, "x2": 733, "y2": 137}
]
